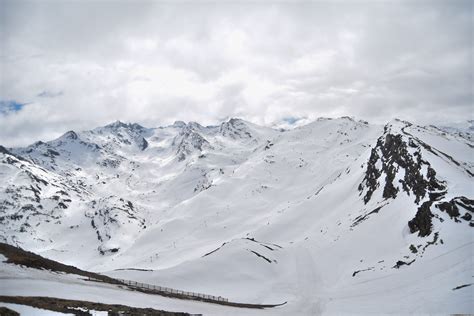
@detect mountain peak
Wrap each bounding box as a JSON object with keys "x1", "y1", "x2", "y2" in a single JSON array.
[
  {"x1": 172, "y1": 121, "x2": 187, "y2": 128},
  {"x1": 390, "y1": 118, "x2": 413, "y2": 126},
  {"x1": 187, "y1": 121, "x2": 204, "y2": 130},
  {"x1": 382, "y1": 118, "x2": 413, "y2": 134},
  {"x1": 60, "y1": 130, "x2": 79, "y2": 140},
  {"x1": 103, "y1": 121, "x2": 146, "y2": 131},
  {"x1": 228, "y1": 117, "x2": 244, "y2": 124},
  {"x1": 106, "y1": 120, "x2": 127, "y2": 128},
  {"x1": 219, "y1": 118, "x2": 253, "y2": 139}
]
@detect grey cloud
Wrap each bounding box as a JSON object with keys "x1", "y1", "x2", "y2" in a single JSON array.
[
  {"x1": 0, "y1": 0, "x2": 472, "y2": 146},
  {"x1": 37, "y1": 90, "x2": 63, "y2": 98}
]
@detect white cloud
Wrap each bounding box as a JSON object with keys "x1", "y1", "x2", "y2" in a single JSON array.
[{"x1": 0, "y1": 0, "x2": 472, "y2": 146}]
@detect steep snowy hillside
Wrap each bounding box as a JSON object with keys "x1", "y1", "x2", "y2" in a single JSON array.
[{"x1": 1, "y1": 117, "x2": 472, "y2": 315}]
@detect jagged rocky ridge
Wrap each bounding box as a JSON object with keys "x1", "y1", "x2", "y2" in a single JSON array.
[
  {"x1": 355, "y1": 119, "x2": 472, "y2": 275},
  {"x1": 359, "y1": 120, "x2": 472, "y2": 238}
]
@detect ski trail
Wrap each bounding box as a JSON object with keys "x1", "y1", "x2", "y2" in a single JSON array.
[{"x1": 293, "y1": 246, "x2": 323, "y2": 315}]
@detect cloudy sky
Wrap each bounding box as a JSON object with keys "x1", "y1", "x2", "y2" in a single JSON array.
[{"x1": 0, "y1": 0, "x2": 472, "y2": 146}]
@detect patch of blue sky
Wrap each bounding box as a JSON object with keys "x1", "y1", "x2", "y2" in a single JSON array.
[
  {"x1": 282, "y1": 117, "x2": 301, "y2": 125},
  {"x1": 0, "y1": 100, "x2": 27, "y2": 115}
]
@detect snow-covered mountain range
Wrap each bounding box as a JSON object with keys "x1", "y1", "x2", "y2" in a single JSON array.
[{"x1": 1, "y1": 117, "x2": 472, "y2": 314}]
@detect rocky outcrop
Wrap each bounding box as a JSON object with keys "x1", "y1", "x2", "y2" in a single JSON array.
[
  {"x1": 359, "y1": 125, "x2": 446, "y2": 205},
  {"x1": 98, "y1": 121, "x2": 150, "y2": 151},
  {"x1": 62, "y1": 131, "x2": 78, "y2": 140},
  {"x1": 358, "y1": 121, "x2": 472, "y2": 239},
  {"x1": 85, "y1": 197, "x2": 146, "y2": 255},
  {"x1": 219, "y1": 118, "x2": 253, "y2": 139},
  {"x1": 408, "y1": 201, "x2": 435, "y2": 237},
  {"x1": 436, "y1": 196, "x2": 474, "y2": 222},
  {"x1": 174, "y1": 125, "x2": 211, "y2": 161}
]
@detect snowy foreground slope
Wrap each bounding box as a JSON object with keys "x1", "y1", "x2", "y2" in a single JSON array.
[{"x1": 0, "y1": 117, "x2": 473, "y2": 315}]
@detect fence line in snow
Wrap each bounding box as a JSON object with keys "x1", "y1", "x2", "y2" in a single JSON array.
[{"x1": 116, "y1": 278, "x2": 229, "y2": 302}]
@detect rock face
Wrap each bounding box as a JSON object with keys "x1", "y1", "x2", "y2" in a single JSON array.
[
  {"x1": 436, "y1": 196, "x2": 474, "y2": 221},
  {"x1": 173, "y1": 125, "x2": 211, "y2": 161},
  {"x1": 98, "y1": 121, "x2": 151, "y2": 151},
  {"x1": 0, "y1": 150, "x2": 84, "y2": 244},
  {"x1": 85, "y1": 197, "x2": 145, "y2": 255},
  {"x1": 63, "y1": 131, "x2": 78, "y2": 140},
  {"x1": 359, "y1": 125, "x2": 446, "y2": 205},
  {"x1": 219, "y1": 118, "x2": 253, "y2": 139},
  {"x1": 358, "y1": 120, "x2": 473, "y2": 239},
  {"x1": 408, "y1": 200, "x2": 436, "y2": 237}
]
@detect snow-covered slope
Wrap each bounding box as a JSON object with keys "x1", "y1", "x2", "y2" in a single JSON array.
[{"x1": 1, "y1": 117, "x2": 472, "y2": 314}]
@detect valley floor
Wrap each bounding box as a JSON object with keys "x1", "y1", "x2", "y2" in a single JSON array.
[{"x1": 0, "y1": 240, "x2": 472, "y2": 315}]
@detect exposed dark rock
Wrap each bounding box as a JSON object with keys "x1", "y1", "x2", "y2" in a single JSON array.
[
  {"x1": 437, "y1": 201, "x2": 460, "y2": 219},
  {"x1": 455, "y1": 196, "x2": 474, "y2": 212},
  {"x1": 21, "y1": 204, "x2": 35, "y2": 212},
  {"x1": 264, "y1": 141, "x2": 274, "y2": 150},
  {"x1": 461, "y1": 212, "x2": 472, "y2": 221},
  {"x1": 1, "y1": 147, "x2": 29, "y2": 163},
  {"x1": 357, "y1": 123, "x2": 471, "y2": 243},
  {"x1": 248, "y1": 249, "x2": 273, "y2": 263},
  {"x1": 57, "y1": 202, "x2": 68, "y2": 209},
  {"x1": 105, "y1": 121, "x2": 146, "y2": 132},
  {"x1": 202, "y1": 242, "x2": 228, "y2": 257},
  {"x1": 140, "y1": 137, "x2": 149, "y2": 150},
  {"x1": 393, "y1": 259, "x2": 415, "y2": 269},
  {"x1": 410, "y1": 232, "x2": 441, "y2": 255},
  {"x1": 359, "y1": 128, "x2": 446, "y2": 205},
  {"x1": 358, "y1": 147, "x2": 380, "y2": 203},
  {"x1": 452, "y1": 283, "x2": 472, "y2": 291},
  {"x1": 220, "y1": 118, "x2": 252, "y2": 139},
  {"x1": 0, "y1": 306, "x2": 19, "y2": 316},
  {"x1": 0, "y1": 145, "x2": 11, "y2": 155},
  {"x1": 172, "y1": 121, "x2": 187, "y2": 128},
  {"x1": 85, "y1": 197, "x2": 145, "y2": 253},
  {"x1": 428, "y1": 191, "x2": 446, "y2": 201},
  {"x1": 174, "y1": 127, "x2": 210, "y2": 161},
  {"x1": 409, "y1": 244, "x2": 418, "y2": 253},
  {"x1": 43, "y1": 149, "x2": 60, "y2": 158},
  {"x1": 403, "y1": 127, "x2": 473, "y2": 177},
  {"x1": 9, "y1": 214, "x2": 23, "y2": 221},
  {"x1": 352, "y1": 205, "x2": 385, "y2": 227},
  {"x1": 408, "y1": 201, "x2": 434, "y2": 237},
  {"x1": 352, "y1": 267, "x2": 375, "y2": 277},
  {"x1": 99, "y1": 158, "x2": 121, "y2": 168},
  {"x1": 25, "y1": 171, "x2": 48, "y2": 186},
  {"x1": 63, "y1": 130, "x2": 78, "y2": 140},
  {"x1": 243, "y1": 237, "x2": 281, "y2": 250},
  {"x1": 98, "y1": 246, "x2": 120, "y2": 255},
  {"x1": 0, "y1": 296, "x2": 187, "y2": 316},
  {"x1": 436, "y1": 196, "x2": 474, "y2": 224}
]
